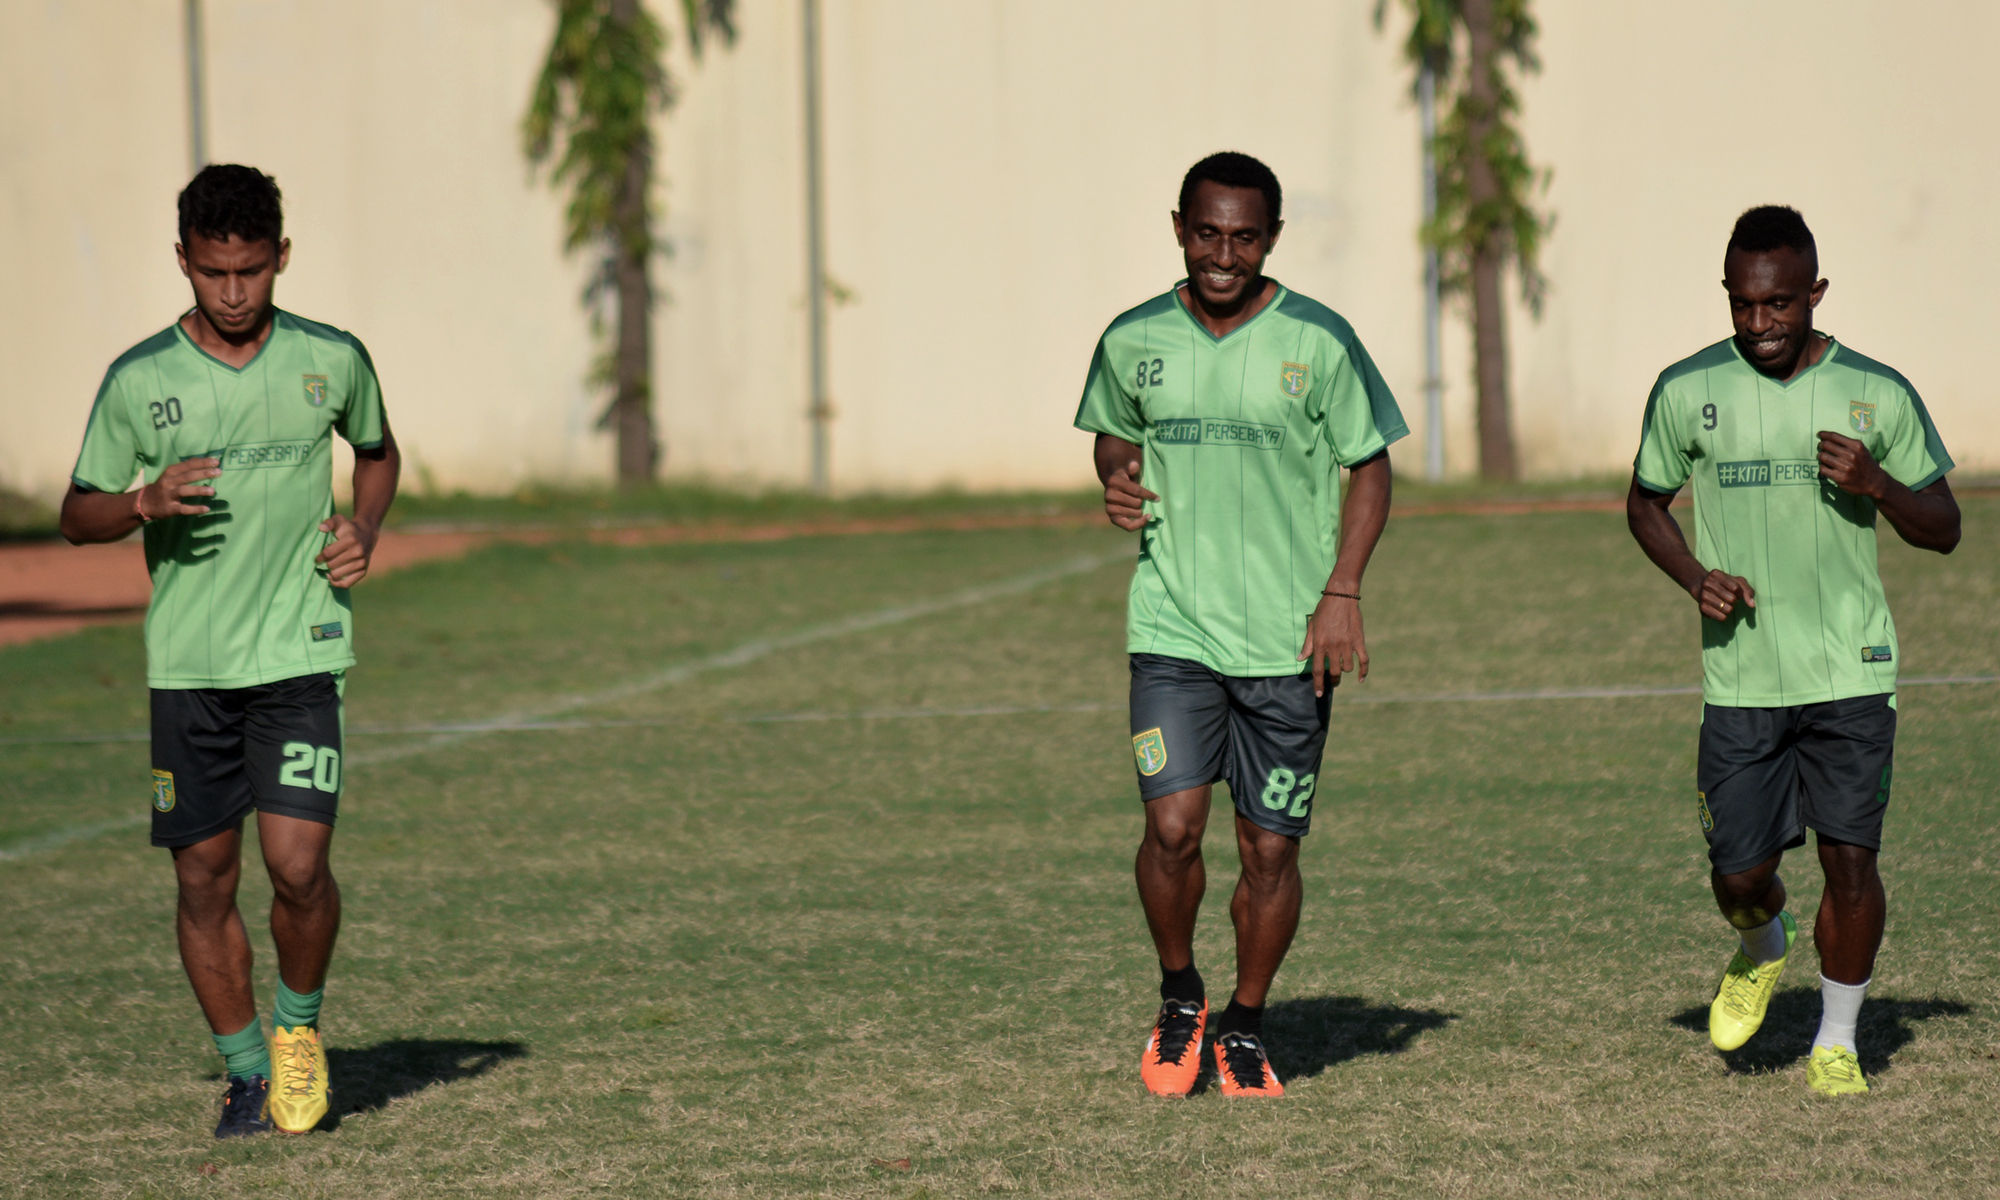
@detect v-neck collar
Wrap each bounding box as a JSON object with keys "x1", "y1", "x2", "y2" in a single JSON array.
[
  {"x1": 1731, "y1": 330, "x2": 1838, "y2": 390},
  {"x1": 1173, "y1": 280, "x2": 1287, "y2": 345},
  {"x1": 175, "y1": 308, "x2": 283, "y2": 374}
]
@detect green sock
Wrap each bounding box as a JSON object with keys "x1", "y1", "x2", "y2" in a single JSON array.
[
  {"x1": 273, "y1": 980, "x2": 323, "y2": 1033},
  {"x1": 212, "y1": 1020, "x2": 271, "y2": 1081}
]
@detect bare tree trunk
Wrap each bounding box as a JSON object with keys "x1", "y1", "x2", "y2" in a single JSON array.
[
  {"x1": 1460, "y1": 0, "x2": 1518, "y2": 481},
  {"x1": 610, "y1": 0, "x2": 657, "y2": 486}
]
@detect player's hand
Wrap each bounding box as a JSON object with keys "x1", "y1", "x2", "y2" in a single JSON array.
[
  {"x1": 316, "y1": 514, "x2": 381, "y2": 589},
  {"x1": 1816, "y1": 430, "x2": 1889, "y2": 499},
  {"x1": 1103, "y1": 459, "x2": 1158, "y2": 532},
  {"x1": 1692, "y1": 569, "x2": 1755, "y2": 622},
  {"x1": 1298, "y1": 594, "x2": 1367, "y2": 698},
  {"x1": 138, "y1": 457, "x2": 221, "y2": 520}
]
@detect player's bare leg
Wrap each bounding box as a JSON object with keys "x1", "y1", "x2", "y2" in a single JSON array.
[
  {"x1": 1227, "y1": 815, "x2": 1301, "y2": 1009},
  {"x1": 258, "y1": 813, "x2": 341, "y2": 995},
  {"x1": 257, "y1": 812, "x2": 339, "y2": 1133},
  {"x1": 173, "y1": 827, "x2": 258, "y2": 1035},
  {"x1": 1803, "y1": 837, "x2": 1885, "y2": 1095},
  {"x1": 1136, "y1": 786, "x2": 1211, "y2": 969},
  {"x1": 1812, "y1": 839, "x2": 1883, "y2": 985},
  {"x1": 1134, "y1": 786, "x2": 1211, "y2": 1095},
  {"x1": 1209, "y1": 814, "x2": 1299, "y2": 1097}
]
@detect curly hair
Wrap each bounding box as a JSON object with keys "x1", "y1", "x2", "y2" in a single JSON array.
[
  {"x1": 1178, "y1": 152, "x2": 1282, "y2": 229},
  {"x1": 177, "y1": 164, "x2": 284, "y2": 248}
]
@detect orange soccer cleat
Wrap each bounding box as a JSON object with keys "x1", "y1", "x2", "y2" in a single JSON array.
[
  {"x1": 1139, "y1": 998, "x2": 1207, "y2": 1096},
  {"x1": 1213, "y1": 1031, "x2": 1284, "y2": 1097}
]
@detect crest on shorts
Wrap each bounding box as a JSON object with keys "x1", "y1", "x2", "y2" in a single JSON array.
[
  {"x1": 1279, "y1": 361, "x2": 1309, "y2": 398},
  {"x1": 1848, "y1": 401, "x2": 1875, "y2": 434},
  {"x1": 303, "y1": 374, "x2": 329, "y2": 407},
  {"x1": 1132, "y1": 727, "x2": 1168, "y2": 777},
  {"x1": 151, "y1": 769, "x2": 176, "y2": 813},
  {"x1": 1696, "y1": 790, "x2": 1713, "y2": 833}
]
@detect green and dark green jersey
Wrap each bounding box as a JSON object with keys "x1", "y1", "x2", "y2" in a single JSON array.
[
  {"x1": 71, "y1": 310, "x2": 387, "y2": 689},
  {"x1": 1634, "y1": 334, "x2": 1952, "y2": 708},
  {"x1": 1074, "y1": 282, "x2": 1408, "y2": 676}
]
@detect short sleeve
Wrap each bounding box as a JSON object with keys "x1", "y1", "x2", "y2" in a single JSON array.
[
  {"x1": 1875, "y1": 382, "x2": 1953, "y2": 492},
  {"x1": 1633, "y1": 374, "x2": 1691, "y2": 494},
  {"x1": 1314, "y1": 336, "x2": 1408, "y2": 467},
  {"x1": 71, "y1": 367, "x2": 141, "y2": 493},
  {"x1": 335, "y1": 335, "x2": 386, "y2": 449},
  {"x1": 1072, "y1": 338, "x2": 1144, "y2": 443}
]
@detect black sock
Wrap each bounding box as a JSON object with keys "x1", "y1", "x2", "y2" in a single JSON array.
[
  {"x1": 1160, "y1": 961, "x2": 1205, "y2": 1004},
  {"x1": 1213, "y1": 997, "x2": 1264, "y2": 1040}
]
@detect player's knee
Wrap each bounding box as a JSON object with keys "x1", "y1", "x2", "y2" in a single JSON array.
[
  {"x1": 266, "y1": 857, "x2": 335, "y2": 907},
  {"x1": 1238, "y1": 830, "x2": 1299, "y2": 883}
]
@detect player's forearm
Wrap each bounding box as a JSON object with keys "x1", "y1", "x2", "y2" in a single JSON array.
[
  {"x1": 59, "y1": 487, "x2": 142, "y2": 545},
  {"x1": 1094, "y1": 433, "x2": 1141, "y2": 487},
  {"x1": 1326, "y1": 452, "x2": 1391, "y2": 591},
  {"x1": 1873, "y1": 477, "x2": 1960, "y2": 555},
  {"x1": 348, "y1": 429, "x2": 401, "y2": 534},
  {"x1": 1626, "y1": 477, "x2": 1708, "y2": 597}
]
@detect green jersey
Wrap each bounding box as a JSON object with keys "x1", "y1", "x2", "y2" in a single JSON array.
[
  {"x1": 71, "y1": 310, "x2": 387, "y2": 690},
  {"x1": 1074, "y1": 282, "x2": 1408, "y2": 676},
  {"x1": 1634, "y1": 334, "x2": 1952, "y2": 708}
]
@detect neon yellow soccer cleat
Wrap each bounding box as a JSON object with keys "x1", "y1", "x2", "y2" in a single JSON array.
[
  {"x1": 1807, "y1": 1044, "x2": 1870, "y2": 1096},
  {"x1": 1708, "y1": 910, "x2": 1797, "y2": 1051},
  {"x1": 268, "y1": 1025, "x2": 330, "y2": 1134}
]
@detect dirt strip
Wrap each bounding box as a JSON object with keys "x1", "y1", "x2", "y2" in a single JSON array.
[{"x1": 0, "y1": 497, "x2": 1662, "y2": 649}]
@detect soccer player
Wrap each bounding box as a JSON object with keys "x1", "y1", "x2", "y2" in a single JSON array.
[
  {"x1": 59, "y1": 165, "x2": 400, "y2": 1137},
  {"x1": 1627, "y1": 206, "x2": 1958, "y2": 1096},
  {"x1": 1074, "y1": 152, "x2": 1405, "y2": 1098}
]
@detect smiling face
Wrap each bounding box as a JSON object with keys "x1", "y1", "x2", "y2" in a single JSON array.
[
  {"x1": 177, "y1": 230, "x2": 289, "y2": 341},
  {"x1": 1723, "y1": 246, "x2": 1826, "y2": 380},
  {"x1": 1173, "y1": 180, "x2": 1281, "y2": 314}
]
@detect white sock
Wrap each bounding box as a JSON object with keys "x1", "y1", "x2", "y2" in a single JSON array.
[
  {"x1": 1814, "y1": 975, "x2": 1870, "y2": 1053},
  {"x1": 1738, "y1": 914, "x2": 1788, "y2": 964}
]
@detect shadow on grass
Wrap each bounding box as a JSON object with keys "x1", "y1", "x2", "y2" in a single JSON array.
[
  {"x1": 319, "y1": 1038, "x2": 528, "y2": 1129},
  {"x1": 1668, "y1": 988, "x2": 1970, "y2": 1076},
  {"x1": 1187, "y1": 995, "x2": 1457, "y2": 1092}
]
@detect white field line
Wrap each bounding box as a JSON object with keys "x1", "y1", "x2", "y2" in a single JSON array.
[
  {"x1": 0, "y1": 551, "x2": 1125, "y2": 864},
  {"x1": 8, "y1": 675, "x2": 1995, "y2": 749}
]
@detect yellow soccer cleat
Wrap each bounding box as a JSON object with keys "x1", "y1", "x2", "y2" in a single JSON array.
[
  {"x1": 268, "y1": 1025, "x2": 330, "y2": 1134},
  {"x1": 1709, "y1": 910, "x2": 1797, "y2": 1051},
  {"x1": 1807, "y1": 1044, "x2": 1870, "y2": 1096}
]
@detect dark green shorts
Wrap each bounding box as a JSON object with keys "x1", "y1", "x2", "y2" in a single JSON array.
[
  {"x1": 1128, "y1": 654, "x2": 1332, "y2": 838},
  {"x1": 149, "y1": 672, "x2": 345, "y2": 848},
  {"x1": 1696, "y1": 694, "x2": 1896, "y2": 875}
]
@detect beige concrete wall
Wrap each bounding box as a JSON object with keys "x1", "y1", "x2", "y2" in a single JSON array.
[{"x1": 4, "y1": 0, "x2": 1993, "y2": 502}]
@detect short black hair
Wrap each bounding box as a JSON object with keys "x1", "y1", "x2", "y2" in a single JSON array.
[
  {"x1": 178, "y1": 164, "x2": 284, "y2": 248},
  {"x1": 1179, "y1": 152, "x2": 1282, "y2": 229},
  {"x1": 1727, "y1": 205, "x2": 1814, "y2": 261}
]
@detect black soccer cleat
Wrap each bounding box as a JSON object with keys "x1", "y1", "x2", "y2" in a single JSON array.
[{"x1": 213, "y1": 1074, "x2": 274, "y2": 1139}]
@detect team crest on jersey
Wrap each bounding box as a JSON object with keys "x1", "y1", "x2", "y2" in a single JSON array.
[
  {"x1": 1132, "y1": 727, "x2": 1168, "y2": 777},
  {"x1": 1848, "y1": 401, "x2": 1875, "y2": 434},
  {"x1": 151, "y1": 769, "x2": 176, "y2": 813},
  {"x1": 1279, "y1": 361, "x2": 1309, "y2": 397},
  {"x1": 303, "y1": 374, "x2": 329, "y2": 407},
  {"x1": 1696, "y1": 791, "x2": 1713, "y2": 833}
]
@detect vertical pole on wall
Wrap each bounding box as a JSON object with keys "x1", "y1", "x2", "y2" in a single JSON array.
[
  {"x1": 185, "y1": 0, "x2": 209, "y2": 175},
  {"x1": 801, "y1": 0, "x2": 832, "y2": 496},
  {"x1": 1419, "y1": 63, "x2": 1444, "y2": 483}
]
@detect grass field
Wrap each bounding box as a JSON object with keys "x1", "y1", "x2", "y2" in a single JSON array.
[{"x1": 2, "y1": 496, "x2": 1997, "y2": 1198}]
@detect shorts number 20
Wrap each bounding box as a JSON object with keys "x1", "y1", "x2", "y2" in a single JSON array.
[
  {"x1": 1259, "y1": 767, "x2": 1316, "y2": 818},
  {"x1": 278, "y1": 742, "x2": 341, "y2": 793}
]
